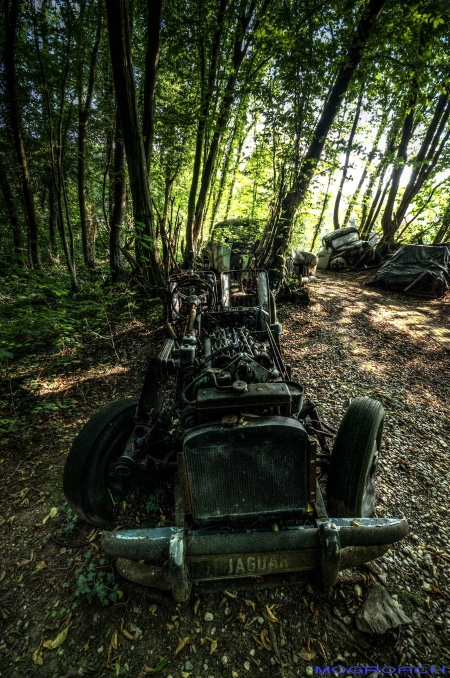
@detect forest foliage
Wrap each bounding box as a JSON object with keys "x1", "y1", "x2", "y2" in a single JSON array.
[{"x1": 1, "y1": 0, "x2": 450, "y2": 289}]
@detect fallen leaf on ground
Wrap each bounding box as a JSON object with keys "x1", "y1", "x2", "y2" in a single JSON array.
[
  {"x1": 42, "y1": 507, "x2": 58, "y2": 525},
  {"x1": 314, "y1": 638, "x2": 327, "y2": 661},
  {"x1": 299, "y1": 649, "x2": 317, "y2": 661},
  {"x1": 266, "y1": 605, "x2": 280, "y2": 623},
  {"x1": 87, "y1": 528, "x2": 99, "y2": 542},
  {"x1": 35, "y1": 561, "x2": 46, "y2": 570},
  {"x1": 122, "y1": 629, "x2": 134, "y2": 641},
  {"x1": 33, "y1": 642, "x2": 43, "y2": 665},
  {"x1": 233, "y1": 612, "x2": 246, "y2": 624},
  {"x1": 111, "y1": 630, "x2": 119, "y2": 650},
  {"x1": 174, "y1": 635, "x2": 196, "y2": 656},
  {"x1": 224, "y1": 590, "x2": 237, "y2": 599},
  {"x1": 140, "y1": 657, "x2": 169, "y2": 675},
  {"x1": 244, "y1": 599, "x2": 256, "y2": 610},
  {"x1": 251, "y1": 632, "x2": 264, "y2": 648},
  {"x1": 16, "y1": 551, "x2": 34, "y2": 567},
  {"x1": 219, "y1": 597, "x2": 227, "y2": 608},
  {"x1": 260, "y1": 629, "x2": 272, "y2": 651},
  {"x1": 43, "y1": 625, "x2": 69, "y2": 650},
  {"x1": 0, "y1": 572, "x2": 5, "y2": 583},
  {"x1": 193, "y1": 598, "x2": 200, "y2": 615}
]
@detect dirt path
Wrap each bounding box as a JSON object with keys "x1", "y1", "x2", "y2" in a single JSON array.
[{"x1": 1, "y1": 272, "x2": 450, "y2": 678}]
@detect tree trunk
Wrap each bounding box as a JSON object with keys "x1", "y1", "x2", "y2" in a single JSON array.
[
  {"x1": 143, "y1": 0, "x2": 162, "y2": 172},
  {"x1": 266, "y1": 0, "x2": 385, "y2": 265},
  {"x1": 359, "y1": 121, "x2": 398, "y2": 236},
  {"x1": 184, "y1": 0, "x2": 228, "y2": 265},
  {"x1": 78, "y1": 15, "x2": 102, "y2": 268},
  {"x1": 380, "y1": 87, "x2": 418, "y2": 245},
  {"x1": 224, "y1": 131, "x2": 247, "y2": 220},
  {"x1": 393, "y1": 96, "x2": 450, "y2": 227},
  {"x1": 110, "y1": 110, "x2": 126, "y2": 283},
  {"x1": 106, "y1": 0, "x2": 162, "y2": 286},
  {"x1": 31, "y1": 3, "x2": 77, "y2": 290},
  {"x1": 159, "y1": 176, "x2": 175, "y2": 276},
  {"x1": 0, "y1": 151, "x2": 23, "y2": 258},
  {"x1": 433, "y1": 202, "x2": 450, "y2": 244},
  {"x1": 333, "y1": 87, "x2": 363, "y2": 230},
  {"x1": 3, "y1": 0, "x2": 40, "y2": 268},
  {"x1": 208, "y1": 102, "x2": 249, "y2": 230},
  {"x1": 311, "y1": 173, "x2": 333, "y2": 252},
  {"x1": 191, "y1": 1, "x2": 264, "y2": 254},
  {"x1": 48, "y1": 173, "x2": 58, "y2": 257},
  {"x1": 342, "y1": 108, "x2": 388, "y2": 229}
]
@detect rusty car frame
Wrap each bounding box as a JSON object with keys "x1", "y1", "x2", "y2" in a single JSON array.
[{"x1": 63, "y1": 266, "x2": 408, "y2": 601}]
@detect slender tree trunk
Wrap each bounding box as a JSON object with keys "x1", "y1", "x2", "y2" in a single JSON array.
[
  {"x1": 224, "y1": 132, "x2": 247, "y2": 220},
  {"x1": 393, "y1": 96, "x2": 450, "y2": 227},
  {"x1": 266, "y1": 0, "x2": 385, "y2": 266},
  {"x1": 208, "y1": 103, "x2": 249, "y2": 229},
  {"x1": 78, "y1": 15, "x2": 102, "y2": 268},
  {"x1": 0, "y1": 151, "x2": 23, "y2": 257},
  {"x1": 433, "y1": 202, "x2": 450, "y2": 244},
  {"x1": 185, "y1": 0, "x2": 228, "y2": 265},
  {"x1": 31, "y1": 4, "x2": 77, "y2": 290},
  {"x1": 106, "y1": 0, "x2": 162, "y2": 286},
  {"x1": 311, "y1": 173, "x2": 333, "y2": 252},
  {"x1": 159, "y1": 176, "x2": 175, "y2": 276},
  {"x1": 359, "y1": 123, "x2": 398, "y2": 236},
  {"x1": 342, "y1": 108, "x2": 388, "y2": 229},
  {"x1": 191, "y1": 1, "x2": 265, "y2": 254},
  {"x1": 366, "y1": 179, "x2": 390, "y2": 235},
  {"x1": 3, "y1": 0, "x2": 40, "y2": 267},
  {"x1": 333, "y1": 87, "x2": 364, "y2": 230},
  {"x1": 48, "y1": 173, "x2": 58, "y2": 257},
  {"x1": 380, "y1": 87, "x2": 418, "y2": 245},
  {"x1": 110, "y1": 110, "x2": 126, "y2": 283},
  {"x1": 143, "y1": 0, "x2": 162, "y2": 172}
]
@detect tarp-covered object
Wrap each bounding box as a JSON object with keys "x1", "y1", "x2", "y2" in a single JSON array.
[{"x1": 369, "y1": 244, "x2": 450, "y2": 298}]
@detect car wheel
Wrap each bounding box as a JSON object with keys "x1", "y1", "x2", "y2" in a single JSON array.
[
  {"x1": 63, "y1": 398, "x2": 138, "y2": 525},
  {"x1": 327, "y1": 396, "x2": 384, "y2": 518}
]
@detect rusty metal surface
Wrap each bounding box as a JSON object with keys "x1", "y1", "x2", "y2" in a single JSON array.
[
  {"x1": 116, "y1": 558, "x2": 171, "y2": 589},
  {"x1": 189, "y1": 549, "x2": 318, "y2": 580},
  {"x1": 102, "y1": 517, "x2": 408, "y2": 562},
  {"x1": 195, "y1": 382, "x2": 291, "y2": 412}
]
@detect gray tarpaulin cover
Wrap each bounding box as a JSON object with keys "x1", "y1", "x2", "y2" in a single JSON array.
[{"x1": 369, "y1": 244, "x2": 450, "y2": 297}]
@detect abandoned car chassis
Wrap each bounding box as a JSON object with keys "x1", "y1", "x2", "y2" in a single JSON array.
[{"x1": 63, "y1": 268, "x2": 408, "y2": 601}]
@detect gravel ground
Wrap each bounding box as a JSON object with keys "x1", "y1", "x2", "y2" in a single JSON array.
[{"x1": 1, "y1": 270, "x2": 450, "y2": 677}]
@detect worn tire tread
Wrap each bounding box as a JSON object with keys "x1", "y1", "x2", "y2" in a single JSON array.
[
  {"x1": 327, "y1": 396, "x2": 384, "y2": 517},
  {"x1": 63, "y1": 398, "x2": 138, "y2": 525}
]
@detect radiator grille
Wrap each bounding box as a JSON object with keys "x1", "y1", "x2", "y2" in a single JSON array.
[{"x1": 182, "y1": 418, "x2": 308, "y2": 524}]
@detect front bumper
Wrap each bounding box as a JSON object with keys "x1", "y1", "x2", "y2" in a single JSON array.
[{"x1": 102, "y1": 517, "x2": 408, "y2": 601}]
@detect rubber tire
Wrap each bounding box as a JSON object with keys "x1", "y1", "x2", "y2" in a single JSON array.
[
  {"x1": 63, "y1": 398, "x2": 138, "y2": 525},
  {"x1": 327, "y1": 396, "x2": 384, "y2": 518}
]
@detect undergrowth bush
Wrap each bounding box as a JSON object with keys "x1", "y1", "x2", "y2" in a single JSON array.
[{"x1": 74, "y1": 549, "x2": 121, "y2": 606}]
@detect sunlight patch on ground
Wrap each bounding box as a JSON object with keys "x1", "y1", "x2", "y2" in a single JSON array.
[{"x1": 35, "y1": 365, "x2": 130, "y2": 396}]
